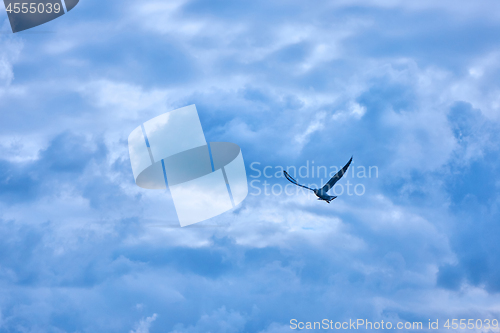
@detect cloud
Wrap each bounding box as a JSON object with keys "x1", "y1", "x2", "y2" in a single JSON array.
[
  {"x1": 0, "y1": 33, "x2": 23, "y2": 92},
  {"x1": 258, "y1": 323, "x2": 291, "y2": 333},
  {"x1": 294, "y1": 112, "x2": 326, "y2": 150},
  {"x1": 169, "y1": 307, "x2": 245, "y2": 333},
  {"x1": 0, "y1": 132, "x2": 108, "y2": 204},
  {"x1": 131, "y1": 313, "x2": 158, "y2": 333}
]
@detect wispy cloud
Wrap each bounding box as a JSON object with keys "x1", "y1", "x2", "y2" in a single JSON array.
[{"x1": 131, "y1": 314, "x2": 158, "y2": 333}]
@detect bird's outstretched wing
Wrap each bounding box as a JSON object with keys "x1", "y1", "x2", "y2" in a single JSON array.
[
  {"x1": 283, "y1": 171, "x2": 316, "y2": 191},
  {"x1": 321, "y1": 156, "x2": 353, "y2": 192}
]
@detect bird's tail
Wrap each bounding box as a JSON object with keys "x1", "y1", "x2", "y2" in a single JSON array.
[
  {"x1": 318, "y1": 195, "x2": 337, "y2": 202},
  {"x1": 326, "y1": 195, "x2": 337, "y2": 202}
]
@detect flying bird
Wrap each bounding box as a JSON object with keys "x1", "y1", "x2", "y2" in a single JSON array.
[{"x1": 283, "y1": 156, "x2": 353, "y2": 203}]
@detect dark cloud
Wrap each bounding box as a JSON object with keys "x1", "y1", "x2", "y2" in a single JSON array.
[
  {"x1": 0, "y1": 132, "x2": 107, "y2": 204},
  {"x1": 38, "y1": 132, "x2": 107, "y2": 173},
  {"x1": 0, "y1": 160, "x2": 39, "y2": 203}
]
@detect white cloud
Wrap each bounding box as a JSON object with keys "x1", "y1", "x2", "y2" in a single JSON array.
[
  {"x1": 258, "y1": 323, "x2": 291, "y2": 333},
  {"x1": 294, "y1": 112, "x2": 326, "y2": 149},
  {"x1": 79, "y1": 80, "x2": 172, "y2": 119},
  {"x1": 130, "y1": 313, "x2": 158, "y2": 333},
  {"x1": 0, "y1": 35, "x2": 23, "y2": 90},
  {"x1": 169, "y1": 307, "x2": 246, "y2": 333}
]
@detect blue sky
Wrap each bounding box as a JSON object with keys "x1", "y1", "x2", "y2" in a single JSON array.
[{"x1": 1, "y1": 0, "x2": 500, "y2": 332}]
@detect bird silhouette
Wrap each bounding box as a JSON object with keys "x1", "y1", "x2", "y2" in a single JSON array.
[{"x1": 283, "y1": 156, "x2": 353, "y2": 203}]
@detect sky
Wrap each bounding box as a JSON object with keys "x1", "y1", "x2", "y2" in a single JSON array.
[{"x1": 1, "y1": 0, "x2": 500, "y2": 332}]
